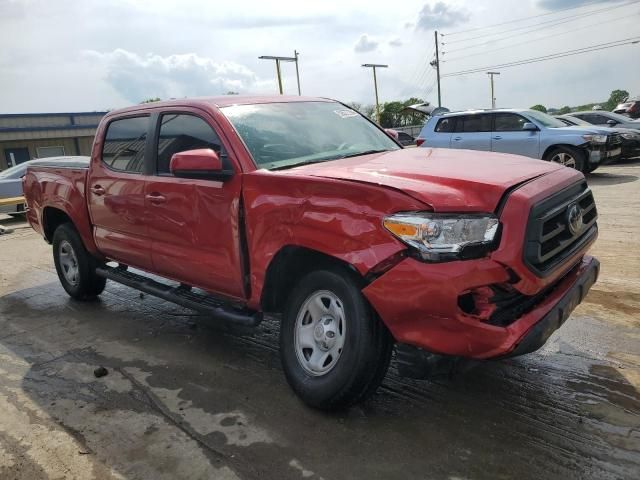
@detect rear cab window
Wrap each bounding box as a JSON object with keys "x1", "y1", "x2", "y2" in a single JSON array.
[{"x1": 102, "y1": 116, "x2": 150, "y2": 173}]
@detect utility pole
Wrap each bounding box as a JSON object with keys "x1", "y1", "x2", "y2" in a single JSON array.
[
  {"x1": 434, "y1": 31, "x2": 441, "y2": 107},
  {"x1": 361, "y1": 63, "x2": 388, "y2": 124},
  {"x1": 294, "y1": 50, "x2": 301, "y2": 95},
  {"x1": 487, "y1": 71, "x2": 500, "y2": 108},
  {"x1": 258, "y1": 54, "x2": 301, "y2": 95}
]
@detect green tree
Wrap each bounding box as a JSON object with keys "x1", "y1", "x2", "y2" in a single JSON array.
[
  {"x1": 558, "y1": 106, "x2": 571, "y2": 115},
  {"x1": 379, "y1": 101, "x2": 405, "y2": 127},
  {"x1": 530, "y1": 104, "x2": 547, "y2": 113},
  {"x1": 140, "y1": 97, "x2": 161, "y2": 104},
  {"x1": 605, "y1": 89, "x2": 629, "y2": 110}
]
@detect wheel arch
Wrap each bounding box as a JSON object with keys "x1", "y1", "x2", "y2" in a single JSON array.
[
  {"x1": 542, "y1": 143, "x2": 587, "y2": 160},
  {"x1": 260, "y1": 245, "x2": 364, "y2": 314},
  {"x1": 42, "y1": 206, "x2": 75, "y2": 243}
]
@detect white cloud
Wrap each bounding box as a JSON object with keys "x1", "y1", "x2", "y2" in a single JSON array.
[
  {"x1": 416, "y1": 2, "x2": 470, "y2": 30},
  {"x1": 84, "y1": 50, "x2": 260, "y2": 102},
  {"x1": 389, "y1": 38, "x2": 403, "y2": 47},
  {"x1": 354, "y1": 34, "x2": 379, "y2": 53}
]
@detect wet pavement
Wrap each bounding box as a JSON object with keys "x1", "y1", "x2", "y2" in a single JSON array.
[{"x1": 1, "y1": 162, "x2": 639, "y2": 479}]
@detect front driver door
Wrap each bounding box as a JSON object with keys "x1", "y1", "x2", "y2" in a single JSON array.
[
  {"x1": 450, "y1": 114, "x2": 492, "y2": 151},
  {"x1": 491, "y1": 112, "x2": 540, "y2": 158},
  {"x1": 145, "y1": 110, "x2": 246, "y2": 300}
]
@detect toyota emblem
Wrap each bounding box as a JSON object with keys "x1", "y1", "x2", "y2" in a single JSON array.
[{"x1": 566, "y1": 204, "x2": 583, "y2": 236}]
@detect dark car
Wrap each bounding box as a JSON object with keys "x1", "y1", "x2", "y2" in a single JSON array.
[
  {"x1": 395, "y1": 131, "x2": 415, "y2": 146},
  {"x1": 558, "y1": 115, "x2": 640, "y2": 159},
  {"x1": 571, "y1": 110, "x2": 640, "y2": 130},
  {"x1": 613, "y1": 98, "x2": 640, "y2": 119}
]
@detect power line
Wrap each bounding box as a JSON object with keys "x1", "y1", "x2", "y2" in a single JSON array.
[
  {"x1": 443, "y1": 0, "x2": 638, "y2": 46},
  {"x1": 441, "y1": 37, "x2": 640, "y2": 78},
  {"x1": 443, "y1": 0, "x2": 604, "y2": 36},
  {"x1": 443, "y1": 12, "x2": 632, "y2": 62}
]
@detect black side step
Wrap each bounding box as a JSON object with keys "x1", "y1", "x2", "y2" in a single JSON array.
[{"x1": 95, "y1": 266, "x2": 262, "y2": 327}]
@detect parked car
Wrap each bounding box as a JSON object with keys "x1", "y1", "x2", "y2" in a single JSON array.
[
  {"x1": 0, "y1": 162, "x2": 28, "y2": 215},
  {"x1": 558, "y1": 115, "x2": 640, "y2": 159},
  {"x1": 0, "y1": 158, "x2": 88, "y2": 216},
  {"x1": 613, "y1": 98, "x2": 640, "y2": 119},
  {"x1": 395, "y1": 131, "x2": 415, "y2": 146},
  {"x1": 417, "y1": 108, "x2": 621, "y2": 173},
  {"x1": 23, "y1": 96, "x2": 599, "y2": 410},
  {"x1": 571, "y1": 110, "x2": 640, "y2": 129}
]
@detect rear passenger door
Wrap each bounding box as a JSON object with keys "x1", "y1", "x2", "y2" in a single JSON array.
[
  {"x1": 451, "y1": 114, "x2": 491, "y2": 151},
  {"x1": 491, "y1": 112, "x2": 540, "y2": 158},
  {"x1": 88, "y1": 115, "x2": 153, "y2": 270},
  {"x1": 144, "y1": 110, "x2": 246, "y2": 300}
]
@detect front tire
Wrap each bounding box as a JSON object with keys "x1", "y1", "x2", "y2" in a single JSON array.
[
  {"x1": 544, "y1": 146, "x2": 585, "y2": 172},
  {"x1": 280, "y1": 268, "x2": 393, "y2": 410},
  {"x1": 52, "y1": 223, "x2": 106, "y2": 300}
]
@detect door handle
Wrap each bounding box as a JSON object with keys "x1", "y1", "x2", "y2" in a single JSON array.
[
  {"x1": 492, "y1": 136, "x2": 502, "y2": 140},
  {"x1": 91, "y1": 185, "x2": 106, "y2": 196},
  {"x1": 453, "y1": 136, "x2": 462, "y2": 141},
  {"x1": 145, "y1": 193, "x2": 167, "y2": 205}
]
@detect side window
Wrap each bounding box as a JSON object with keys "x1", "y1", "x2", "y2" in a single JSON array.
[
  {"x1": 494, "y1": 113, "x2": 528, "y2": 131},
  {"x1": 435, "y1": 117, "x2": 455, "y2": 133},
  {"x1": 156, "y1": 114, "x2": 226, "y2": 174},
  {"x1": 457, "y1": 114, "x2": 490, "y2": 133},
  {"x1": 102, "y1": 116, "x2": 149, "y2": 173},
  {"x1": 591, "y1": 114, "x2": 610, "y2": 124}
]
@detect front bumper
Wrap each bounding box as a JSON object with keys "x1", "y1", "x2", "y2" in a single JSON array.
[
  {"x1": 363, "y1": 255, "x2": 597, "y2": 360},
  {"x1": 588, "y1": 144, "x2": 621, "y2": 166}
]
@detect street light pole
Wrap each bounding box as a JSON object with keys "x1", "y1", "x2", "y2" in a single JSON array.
[
  {"x1": 487, "y1": 71, "x2": 500, "y2": 109},
  {"x1": 294, "y1": 50, "x2": 301, "y2": 95},
  {"x1": 259, "y1": 53, "x2": 301, "y2": 95},
  {"x1": 362, "y1": 63, "x2": 388, "y2": 124}
]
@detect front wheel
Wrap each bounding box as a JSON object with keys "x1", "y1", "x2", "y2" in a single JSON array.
[
  {"x1": 52, "y1": 223, "x2": 106, "y2": 300},
  {"x1": 544, "y1": 146, "x2": 585, "y2": 172},
  {"x1": 280, "y1": 268, "x2": 393, "y2": 410}
]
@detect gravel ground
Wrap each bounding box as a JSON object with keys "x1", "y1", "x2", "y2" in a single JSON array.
[{"x1": 0, "y1": 160, "x2": 638, "y2": 480}]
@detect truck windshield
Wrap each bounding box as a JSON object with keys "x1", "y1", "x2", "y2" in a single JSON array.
[{"x1": 221, "y1": 102, "x2": 400, "y2": 170}]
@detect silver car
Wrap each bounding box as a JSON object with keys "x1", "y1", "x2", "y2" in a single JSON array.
[{"x1": 418, "y1": 108, "x2": 622, "y2": 173}]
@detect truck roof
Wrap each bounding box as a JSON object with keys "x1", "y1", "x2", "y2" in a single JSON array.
[{"x1": 108, "y1": 95, "x2": 335, "y2": 116}]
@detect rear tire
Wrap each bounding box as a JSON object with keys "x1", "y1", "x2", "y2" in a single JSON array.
[
  {"x1": 280, "y1": 267, "x2": 393, "y2": 410},
  {"x1": 544, "y1": 146, "x2": 585, "y2": 172},
  {"x1": 52, "y1": 223, "x2": 106, "y2": 300}
]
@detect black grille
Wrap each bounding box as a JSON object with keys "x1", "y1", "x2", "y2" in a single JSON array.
[
  {"x1": 524, "y1": 181, "x2": 597, "y2": 277},
  {"x1": 607, "y1": 133, "x2": 623, "y2": 146},
  {"x1": 487, "y1": 284, "x2": 554, "y2": 327}
]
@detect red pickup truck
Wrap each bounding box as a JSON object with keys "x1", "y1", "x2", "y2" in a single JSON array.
[{"x1": 23, "y1": 96, "x2": 599, "y2": 410}]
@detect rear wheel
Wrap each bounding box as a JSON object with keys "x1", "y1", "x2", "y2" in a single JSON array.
[
  {"x1": 52, "y1": 223, "x2": 106, "y2": 300},
  {"x1": 280, "y1": 267, "x2": 393, "y2": 410},
  {"x1": 544, "y1": 146, "x2": 585, "y2": 172}
]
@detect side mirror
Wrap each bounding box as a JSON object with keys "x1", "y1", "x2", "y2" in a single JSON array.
[
  {"x1": 384, "y1": 128, "x2": 399, "y2": 140},
  {"x1": 169, "y1": 149, "x2": 232, "y2": 180},
  {"x1": 522, "y1": 122, "x2": 538, "y2": 131},
  {"x1": 606, "y1": 119, "x2": 617, "y2": 126}
]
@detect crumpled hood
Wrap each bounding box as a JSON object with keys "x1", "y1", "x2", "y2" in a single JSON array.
[{"x1": 282, "y1": 147, "x2": 567, "y2": 212}]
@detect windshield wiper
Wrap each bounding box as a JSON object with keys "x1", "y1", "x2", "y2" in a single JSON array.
[
  {"x1": 335, "y1": 149, "x2": 389, "y2": 159},
  {"x1": 269, "y1": 159, "x2": 328, "y2": 171}
]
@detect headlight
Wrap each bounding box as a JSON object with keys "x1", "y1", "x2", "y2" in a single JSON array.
[
  {"x1": 621, "y1": 132, "x2": 640, "y2": 140},
  {"x1": 582, "y1": 134, "x2": 608, "y2": 144},
  {"x1": 383, "y1": 212, "x2": 500, "y2": 262}
]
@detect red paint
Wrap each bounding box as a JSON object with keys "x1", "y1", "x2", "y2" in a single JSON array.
[
  {"x1": 22, "y1": 96, "x2": 598, "y2": 361},
  {"x1": 170, "y1": 149, "x2": 222, "y2": 174}
]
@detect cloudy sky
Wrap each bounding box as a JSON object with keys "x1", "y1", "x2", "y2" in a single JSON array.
[{"x1": 1, "y1": 0, "x2": 638, "y2": 113}]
